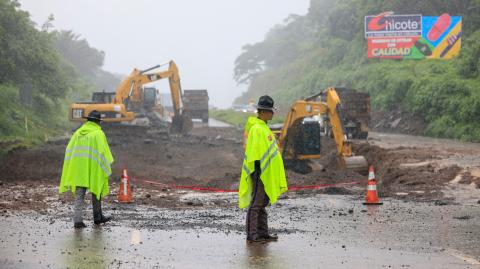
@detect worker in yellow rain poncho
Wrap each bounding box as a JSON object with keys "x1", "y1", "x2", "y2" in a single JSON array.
[
  {"x1": 59, "y1": 110, "x2": 114, "y2": 228},
  {"x1": 239, "y1": 95, "x2": 287, "y2": 243}
]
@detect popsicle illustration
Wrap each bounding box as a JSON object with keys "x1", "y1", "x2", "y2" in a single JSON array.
[
  {"x1": 427, "y1": 13, "x2": 451, "y2": 42},
  {"x1": 440, "y1": 31, "x2": 462, "y2": 58}
]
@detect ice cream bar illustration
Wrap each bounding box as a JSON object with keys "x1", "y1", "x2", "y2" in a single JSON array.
[
  {"x1": 440, "y1": 31, "x2": 462, "y2": 58},
  {"x1": 428, "y1": 13, "x2": 451, "y2": 42}
]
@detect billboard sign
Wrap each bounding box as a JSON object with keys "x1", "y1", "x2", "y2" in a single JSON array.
[{"x1": 365, "y1": 12, "x2": 462, "y2": 59}]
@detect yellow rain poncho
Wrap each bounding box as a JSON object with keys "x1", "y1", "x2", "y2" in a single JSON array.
[
  {"x1": 239, "y1": 117, "x2": 287, "y2": 208},
  {"x1": 59, "y1": 121, "x2": 113, "y2": 200}
]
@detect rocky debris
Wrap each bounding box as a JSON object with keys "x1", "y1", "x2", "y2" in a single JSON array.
[
  {"x1": 453, "y1": 215, "x2": 473, "y2": 220},
  {"x1": 185, "y1": 200, "x2": 204, "y2": 207},
  {"x1": 454, "y1": 171, "x2": 480, "y2": 187},
  {"x1": 434, "y1": 200, "x2": 449, "y2": 206},
  {"x1": 371, "y1": 108, "x2": 426, "y2": 135},
  {"x1": 355, "y1": 142, "x2": 461, "y2": 201}
]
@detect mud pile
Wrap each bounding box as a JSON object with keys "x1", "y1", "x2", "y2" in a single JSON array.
[
  {"x1": 0, "y1": 124, "x2": 465, "y2": 211},
  {"x1": 0, "y1": 125, "x2": 244, "y2": 184},
  {"x1": 356, "y1": 142, "x2": 461, "y2": 201}
]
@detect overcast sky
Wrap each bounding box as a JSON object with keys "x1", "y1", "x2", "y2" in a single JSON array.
[{"x1": 19, "y1": 0, "x2": 310, "y2": 108}]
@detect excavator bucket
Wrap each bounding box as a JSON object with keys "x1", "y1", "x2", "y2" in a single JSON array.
[
  {"x1": 170, "y1": 114, "x2": 193, "y2": 134},
  {"x1": 338, "y1": 155, "x2": 368, "y2": 171}
]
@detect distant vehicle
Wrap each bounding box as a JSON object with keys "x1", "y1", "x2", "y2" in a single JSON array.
[{"x1": 232, "y1": 104, "x2": 256, "y2": 113}]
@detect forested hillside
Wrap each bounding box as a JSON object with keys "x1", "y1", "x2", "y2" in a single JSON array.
[
  {"x1": 234, "y1": 0, "x2": 480, "y2": 141},
  {"x1": 0, "y1": 0, "x2": 119, "y2": 149}
]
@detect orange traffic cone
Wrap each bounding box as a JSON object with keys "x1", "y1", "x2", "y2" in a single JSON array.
[
  {"x1": 363, "y1": 165, "x2": 383, "y2": 205},
  {"x1": 118, "y1": 169, "x2": 133, "y2": 203}
]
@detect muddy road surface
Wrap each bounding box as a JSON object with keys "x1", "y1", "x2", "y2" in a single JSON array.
[
  {"x1": 364, "y1": 132, "x2": 480, "y2": 204},
  {"x1": 1, "y1": 121, "x2": 480, "y2": 267},
  {"x1": 1, "y1": 194, "x2": 480, "y2": 268}
]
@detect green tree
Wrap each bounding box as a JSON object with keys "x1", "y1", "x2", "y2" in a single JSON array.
[
  {"x1": 0, "y1": 0, "x2": 119, "y2": 148},
  {"x1": 234, "y1": 0, "x2": 480, "y2": 141}
]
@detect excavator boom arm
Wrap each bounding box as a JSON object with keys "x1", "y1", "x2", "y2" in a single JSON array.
[
  {"x1": 325, "y1": 87, "x2": 351, "y2": 157},
  {"x1": 166, "y1": 61, "x2": 182, "y2": 116},
  {"x1": 325, "y1": 87, "x2": 367, "y2": 169},
  {"x1": 112, "y1": 61, "x2": 182, "y2": 112}
]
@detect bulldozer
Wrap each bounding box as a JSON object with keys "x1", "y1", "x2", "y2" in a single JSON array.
[
  {"x1": 273, "y1": 87, "x2": 368, "y2": 172},
  {"x1": 69, "y1": 60, "x2": 192, "y2": 133}
]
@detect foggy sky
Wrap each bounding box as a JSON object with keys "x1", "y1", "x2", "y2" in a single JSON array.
[{"x1": 18, "y1": 0, "x2": 310, "y2": 108}]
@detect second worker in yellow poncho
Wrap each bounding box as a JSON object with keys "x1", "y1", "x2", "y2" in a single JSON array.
[
  {"x1": 239, "y1": 95, "x2": 288, "y2": 243},
  {"x1": 59, "y1": 110, "x2": 114, "y2": 228}
]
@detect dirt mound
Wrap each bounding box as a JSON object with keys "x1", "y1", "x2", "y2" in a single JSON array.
[
  {"x1": 0, "y1": 125, "x2": 244, "y2": 184},
  {"x1": 0, "y1": 123, "x2": 465, "y2": 209},
  {"x1": 355, "y1": 142, "x2": 461, "y2": 201},
  {"x1": 0, "y1": 143, "x2": 65, "y2": 181}
]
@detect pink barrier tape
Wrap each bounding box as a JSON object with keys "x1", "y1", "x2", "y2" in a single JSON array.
[{"x1": 136, "y1": 179, "x2": 364, "y2": 193}]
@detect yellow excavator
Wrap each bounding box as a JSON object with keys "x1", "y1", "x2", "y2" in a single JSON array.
[
  {"x1": 69, "y1": 60, "x2": 191, "y2": 133},
  {"x1": 273, "y1": 87, "x2": 368, "y2": 171}
]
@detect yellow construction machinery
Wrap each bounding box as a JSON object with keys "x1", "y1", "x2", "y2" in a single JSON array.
[
  {"x1": 274, "y1": 87, "x2": 368, "y2": 171},
  {"x1": 69, "y1": 60, "x2": 191, "y2": 133},
  {"x1": 306, "y1": 87, "x2": 370, "y2": 139}
]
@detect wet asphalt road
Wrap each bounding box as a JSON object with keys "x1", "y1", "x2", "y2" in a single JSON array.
[
  {"x1": 1, "y1": 193, "x2": 480, "y2": 268},
  {"x1": 206, "y1": 118, "x2": 232, "y2": 128},
  {"x1": 190, "y1": 118, "x2": 232, "y2": 128}
]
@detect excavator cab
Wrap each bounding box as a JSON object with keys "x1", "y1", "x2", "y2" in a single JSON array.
[
  {"x1": 143, "y1": 87, "x2": 157, "y2": 109},
  {"x1": 284, "y1": 118, "x2": 321, "y2": 159},
  {"x1": 298, "y1": 118, "x2": 322, "y2": 156},
  {"x1": 91, "y1": 91, "x2": 115, "y2": 103}
]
